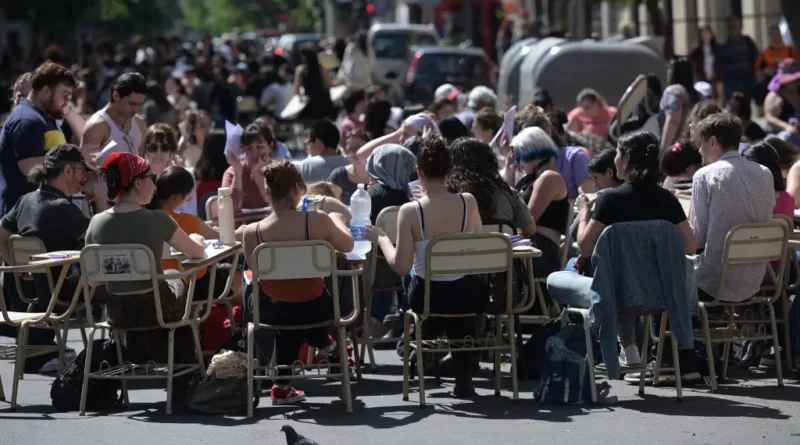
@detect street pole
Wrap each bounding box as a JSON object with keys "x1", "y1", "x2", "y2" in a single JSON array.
[{"x1": 463, "y1": 0, "x2": 473, "y2": 44}]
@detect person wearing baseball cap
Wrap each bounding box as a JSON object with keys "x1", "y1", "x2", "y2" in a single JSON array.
[
  {"x1": 0, "y1": 144, "x2": 109, "y2": 364},
  {"x1": 764, "y1": 58, "x2": 800, "y2": 137}
]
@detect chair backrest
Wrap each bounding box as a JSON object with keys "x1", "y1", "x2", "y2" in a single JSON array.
[
  {"x1": 718, "y1": 220, "x2": 790, "y2": 301},
  {"x1": 375, "y1": 206, "x2": 401, "y2": 243},
  {"x1": 250, "y1": 240, "x2": 341, "y2": 325},
  {"x1": 9, "y1": 235, "x2": 46, "y2": 266},
  {"x1": 422, "y1": 233, "x2": 512, "y2": 316},
  {"x1": 205, "y1": 195, "x2": 220, "y2": 222},
  {"x1": 8, "y1": 235, "x2": 50, "y2": 307},
  {"x1": 80, "y1": 244, "x2": 158, "y2": 284},
  {"x1": 609, "y1": 74, "x2": 648, "y2": 139}
]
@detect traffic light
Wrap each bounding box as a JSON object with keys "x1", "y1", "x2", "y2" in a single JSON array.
[{"x1": 366, "y1": 2, "x2": 375, "y2": 15}]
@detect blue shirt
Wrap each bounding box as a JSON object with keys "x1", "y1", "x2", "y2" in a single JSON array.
[
  {"x1": 715, "y1": 36, "x2": 758, "y2": 82},
  {"x1": 0, "y1": 99, "x2": 66, "y2": 216}
]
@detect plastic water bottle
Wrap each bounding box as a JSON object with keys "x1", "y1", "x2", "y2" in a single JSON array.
[{"x1": 349, "y1": 184, "x2": 372, "y2": 256}]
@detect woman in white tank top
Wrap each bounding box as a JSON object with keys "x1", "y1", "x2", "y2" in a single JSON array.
[{"x1": 365, "y1": 135, "x2": 485, "y2": 398}]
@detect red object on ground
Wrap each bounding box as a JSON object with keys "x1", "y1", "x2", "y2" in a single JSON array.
[{"x1": 201, "y1": 304, "x2": 244, "y2": 352}]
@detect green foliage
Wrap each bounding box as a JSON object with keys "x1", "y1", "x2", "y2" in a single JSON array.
[{"x1": 178, "y1": 0, "x2": 316, "y2": 35}]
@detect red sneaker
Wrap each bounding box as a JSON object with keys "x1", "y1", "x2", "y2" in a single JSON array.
[{"x1": 270, "y1": 385, "x2": 306, "y2": 405}]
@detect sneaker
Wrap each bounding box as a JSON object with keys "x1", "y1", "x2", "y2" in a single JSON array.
[
  {"x1": 270, "y1": 385, "x2": 306, "y2": 405},
  {"x1": 619, "y1": 344, "x2": 641, "y2": 368},
  {"x1": 623, "y1": 361, "x2": 701, "y2": 385}
]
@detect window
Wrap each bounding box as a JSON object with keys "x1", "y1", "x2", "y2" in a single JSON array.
[
  {"x1": 372, "y1": 32, "x2": 437, "y2": 59},
  {"x1": 372, "y1": 32, "x2": 410, "y2": 59},
  {"x1": 417, "y1": 54, "x2": 488, "y2": 80}
]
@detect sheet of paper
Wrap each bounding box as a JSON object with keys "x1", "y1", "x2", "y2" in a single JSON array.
[
  {"x1": 408, "y1": 179, "x2": 424, "y2": 200},
  {"x1": 489, "y1": 105, "x2": 517, "y2": 148},
  {"x1": 224, "y1": 121, "x2": 244, "y2": 157},
  {"x1": 91, "y1": 140, "x2": 119, "y2": 165}
]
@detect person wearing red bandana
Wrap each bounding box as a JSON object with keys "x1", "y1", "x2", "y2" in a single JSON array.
[{"x1": 84, "y1": 151, "x2": 206, "y2": 368}]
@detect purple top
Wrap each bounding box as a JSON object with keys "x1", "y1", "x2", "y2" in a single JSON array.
[{"x1": 555, "y1": 146, "x2": 591, "y2": 199}]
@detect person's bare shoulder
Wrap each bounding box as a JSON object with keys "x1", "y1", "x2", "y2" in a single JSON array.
[{"x1": 81, "y1": 113, "x2": 110, "y2": 144}]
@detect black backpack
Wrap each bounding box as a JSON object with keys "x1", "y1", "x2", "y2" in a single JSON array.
[
  {"x1": 50, "y1": 339, "x2": 124, "y2": 411},
  {"x1": 517, "y1": 317, "x2": 562, "y2": 380}
]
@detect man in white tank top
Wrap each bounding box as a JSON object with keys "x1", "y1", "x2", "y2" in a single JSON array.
[{"x1": 80, "y1": 72, "x2": 147, "y2": 164}]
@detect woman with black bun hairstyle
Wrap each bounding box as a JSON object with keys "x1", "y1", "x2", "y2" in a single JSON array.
[{"x1": 365, "y1": 135, "x2": 484, "y2": 398}]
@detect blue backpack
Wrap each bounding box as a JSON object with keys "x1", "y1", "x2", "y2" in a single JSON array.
[{"x1": 534, "y1": 324, "x2": 613, "y2": 404}]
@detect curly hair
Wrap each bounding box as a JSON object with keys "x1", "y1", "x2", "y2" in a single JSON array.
[{"x1": 447, "y1": 138, "x2": 514, "y2": 220}]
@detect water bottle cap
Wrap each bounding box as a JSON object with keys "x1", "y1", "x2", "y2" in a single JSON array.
[
  {"x1": 357, "y1": 183, "x2": 365, "y2": 190},
  {"x1": 217, "y1": 187, "x2": 232, "y2": 197}
]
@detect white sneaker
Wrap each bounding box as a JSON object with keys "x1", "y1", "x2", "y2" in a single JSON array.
[{"x1": 619, "y1": 344, "x2": 641, "y2": 367}]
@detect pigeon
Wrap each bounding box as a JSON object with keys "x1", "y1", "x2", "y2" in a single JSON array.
[{"x1": 281, "y1": 425, "x2": 319, "y2": 445}]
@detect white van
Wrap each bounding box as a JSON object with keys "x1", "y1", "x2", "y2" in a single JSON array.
[{"x1": 368, "y1": 24, "x2": 439, "y2": 86}]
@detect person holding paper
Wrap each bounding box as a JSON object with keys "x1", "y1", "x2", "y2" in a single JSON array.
[
  {"x1": 222, "y1": 123, "x2": 271, "y2": 212},
  {"x1": 81, "y1": 72, "x2": 148, "y2": 160}
]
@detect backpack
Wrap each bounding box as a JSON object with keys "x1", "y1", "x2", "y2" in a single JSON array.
[
  {"x1": 534, "y1": 324, "x2": 613, "y2": 404},
  {"x1": 517, "y1": 317, "x2": 561, "y2": 380},
  {"x1": 51, "y1": 339, "x2": 123, "y2": 411}
]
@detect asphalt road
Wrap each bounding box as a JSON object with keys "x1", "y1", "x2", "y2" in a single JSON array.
[{"x1": 1, "y1": 334, "x2": 799, "y2": 445}]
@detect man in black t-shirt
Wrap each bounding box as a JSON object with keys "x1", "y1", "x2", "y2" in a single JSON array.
[{"x1": 0, "y1": 145, "x2": 107, "y2": 372}]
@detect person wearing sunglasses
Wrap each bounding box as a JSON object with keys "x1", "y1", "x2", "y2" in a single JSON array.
[
  {"x1": 85, "y1": 151, "x2": 205, "y2": 366},
  {"x1": 140, "y1": 123, "x2": 198, "y2": 216}
]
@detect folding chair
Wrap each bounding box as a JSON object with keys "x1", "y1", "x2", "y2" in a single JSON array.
[
  {"x1": 0, "y1": 256, "x2": 82, "y2": 409},
  {"x1": 78, "y1": 244, "x2": 219, "y2": 415},
  {"x1": 360, "y1": 206, "x2": 401, "y2": 371},
  {"x1": 402, "y1": 233, "x2": 518, "y2": 408},
  {"x1": 693, "y1": 220, "x2": 790, "y2": 391},
  {"x1": 246, "y1": 240, "x2": 362, "y2": 417}
]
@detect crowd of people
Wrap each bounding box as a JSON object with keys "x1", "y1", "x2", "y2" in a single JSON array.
[{"x1": 0, "y1": 20, "x2": 799, "y2": 408}]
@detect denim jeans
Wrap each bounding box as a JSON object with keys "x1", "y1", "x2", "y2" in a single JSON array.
[{"x1": 546, "y1": 270, "x2": 636, "y2": 342}]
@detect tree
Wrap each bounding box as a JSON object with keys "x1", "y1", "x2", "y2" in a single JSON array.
[{"x1": 179, "y1": 0, "x2": 315, "y2": 35}]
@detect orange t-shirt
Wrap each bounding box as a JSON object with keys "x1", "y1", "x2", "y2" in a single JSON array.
[
  {"x1": 163, "y1": 210, "x2": 208, "y2": 279},
  {"x1": 755, "y1": 44, "x2": 797, "y2": 72}
]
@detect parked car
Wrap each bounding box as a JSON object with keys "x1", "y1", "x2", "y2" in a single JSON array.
[
  {"x1": 404, "y1": 45, "x2": 496, "y2": 106},
  {"x1": 275, "y1": 33, "x2": 322, "y2": 66},
  {"x1": 368, "y1": 24, "x2": 438, "y2": 86}
]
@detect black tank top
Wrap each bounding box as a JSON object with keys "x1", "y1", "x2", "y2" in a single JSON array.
[{"x1": 517, "y1": 173, "x2": 570, "y2": 234}]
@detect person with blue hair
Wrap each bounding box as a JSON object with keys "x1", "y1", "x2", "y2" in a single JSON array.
[{"x1": 508, "y1": 126, "x2": 569, "y2": 279}]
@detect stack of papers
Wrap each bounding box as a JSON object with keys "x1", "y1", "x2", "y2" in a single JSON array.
[{"x1": 506, "y1": 234, "x2": 532, "y2": 247}]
